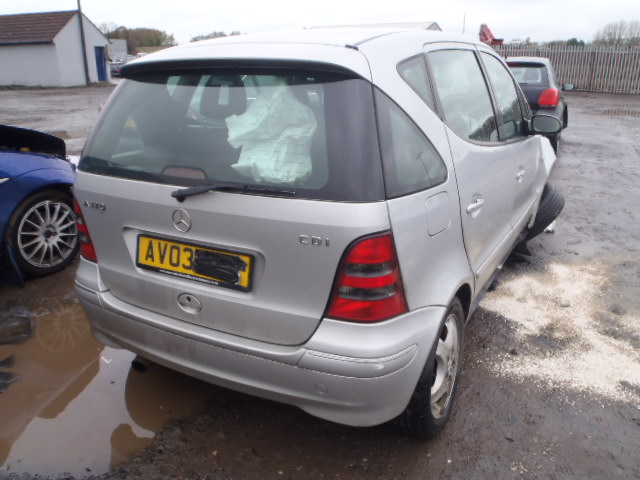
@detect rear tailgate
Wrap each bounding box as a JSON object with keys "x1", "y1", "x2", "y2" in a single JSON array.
[
  {"x1": 521, "y1": 85, "x2": 546, "y2": 111},
  {"x1": 75, "y1": 173, "x2": 390, "y2": 345}
]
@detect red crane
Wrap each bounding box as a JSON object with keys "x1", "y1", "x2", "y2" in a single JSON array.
[{"x1": 479, "y1": 24, "x2": 504, "y2": 46}]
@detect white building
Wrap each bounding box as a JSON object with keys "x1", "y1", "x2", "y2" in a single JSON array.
[
  {"x1": 0, "y1": 10, "x2": 110, "y2": 87},
  {"x1": 108, "y1": 38, "x2": 128, "y2": 63}
]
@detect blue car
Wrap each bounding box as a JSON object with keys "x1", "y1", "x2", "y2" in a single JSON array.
[{"x1": 1, "y1": 126, "x2": 78, "y2": 279}]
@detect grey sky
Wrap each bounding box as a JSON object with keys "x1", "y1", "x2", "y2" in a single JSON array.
[{"x1": 1, "y1": 0, "x2": 638, "y2": 44}]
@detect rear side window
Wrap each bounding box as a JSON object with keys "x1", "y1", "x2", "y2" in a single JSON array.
[
  {"x1": 376, "y1": 90, "x2": 447, "y2": 198},
  {"x1": 428, "y1": 49, "x2": 498, "y2": 142},
  {"x1": 397, "y1": 56, "x2": 435, "y2": 110},
  {"x1": 80, "y1": 68, "x2": 384, "y2": 202}
]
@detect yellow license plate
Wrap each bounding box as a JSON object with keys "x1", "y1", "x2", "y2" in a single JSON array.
[{"x1": 136, "y1": 235, "x2": 252, "y2": 291}]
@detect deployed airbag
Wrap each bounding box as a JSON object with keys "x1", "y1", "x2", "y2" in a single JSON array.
[{"x1": 226, "y1": 76, "x2": 316, "y2": 183}]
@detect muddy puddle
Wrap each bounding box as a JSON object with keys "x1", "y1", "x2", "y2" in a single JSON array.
[{"x1": 0, "y1": 268, "x2": 218, "y2": 478}]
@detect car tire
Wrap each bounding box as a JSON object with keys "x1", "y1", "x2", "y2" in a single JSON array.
[
  {"x1": 395, "y1": 298, "x2": 465, "y2": 438},
  {"x1": 549, "y1": 132, "x2": 560, "y2": 153},
  {"x1": 525, "y1": 183, "x2": 565, "y2": 241},
  {"x1": 4, "y1": 189, "x2": 79, "y2": 277}
]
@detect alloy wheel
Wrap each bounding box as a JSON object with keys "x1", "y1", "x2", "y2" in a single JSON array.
[
  {"x1": 17, "y1": 199, "x2": 78, "y2": 270},
  {"x1": 431, "y1": 312, "x2": 460, "y2": 419}
]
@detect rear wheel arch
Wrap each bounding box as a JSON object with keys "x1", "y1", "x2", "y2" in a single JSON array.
[
  {"x1": 9, "y1": 182, "x2": 74, "y2": 217},
  {"x1": 454, "y1": 284, "x2": 472, "y2": 321},
  {"x1": 38, "y1": 182, "x2": 74, "y2": 197},
  {"x1": 395, "y1": 296, "x2": 465, "y2": 438}
]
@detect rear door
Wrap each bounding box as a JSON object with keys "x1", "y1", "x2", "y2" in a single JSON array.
[
  {"x1": 424, "y1": 45, "x2": 534, "y2": 290},
  {"x1": 479, "y1": 50, "x2": 542, "y2": 232}
]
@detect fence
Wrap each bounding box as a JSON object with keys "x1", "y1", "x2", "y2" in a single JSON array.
[{"x1": 493, "y1": 45, "x2": 640, "y2": 95}]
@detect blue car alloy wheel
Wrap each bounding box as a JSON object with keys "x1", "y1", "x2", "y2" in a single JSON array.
[{"x1": 5, "y1": 190, "x2": 79, "y2": 277}]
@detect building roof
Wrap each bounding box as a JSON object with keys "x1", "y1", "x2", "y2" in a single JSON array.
[{"x1": 0, "y1": 10, "x2": 77, "y2": 46}]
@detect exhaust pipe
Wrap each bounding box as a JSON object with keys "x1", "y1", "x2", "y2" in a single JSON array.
[{"x1": 131, "y1": 356, "x2": 154, "y2": 373}]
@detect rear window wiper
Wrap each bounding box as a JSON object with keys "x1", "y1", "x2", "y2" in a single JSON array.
[{"x1": 171, "y1": 183, "x2": 297, "y2": 202}]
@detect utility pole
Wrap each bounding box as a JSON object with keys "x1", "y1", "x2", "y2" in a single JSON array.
[{"x1": 77, "y1": 0, "x2": 90, "y2": 85}]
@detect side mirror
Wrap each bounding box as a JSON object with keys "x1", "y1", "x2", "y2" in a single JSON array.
[{"x1": 531, "y1": 114, "x2": 561, "y2": 134}]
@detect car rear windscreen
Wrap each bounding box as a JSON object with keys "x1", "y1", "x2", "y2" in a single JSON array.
[
  {"x1": 508, "y1": 64, "x2": 549, "y2": 86},
  {"x1": 80, "y1": 68, "x2": 384, "y2": 201}
]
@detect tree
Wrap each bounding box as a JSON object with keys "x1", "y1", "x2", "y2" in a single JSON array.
[
  {"x1": 98, "y1": 22, "x2": 119, "y2": 35},
  {"x1": 105, "y1": 27, "x2": 176, "y2": 54},
  {"x1": 190, "y1": 31, "x2": 242, "y2": 42},
  {"x1": 544, "y1": 38, "x2": 585, "y2": 47},
  {"x1": 594, "y1": 20, "x2": 640, "y2": 47},
  {"x1": 566, "y1": 38, "x2": 585, "y2": 47},
  {"x1": 545, "y1": 40, "x2": 567, "y2": 48},
  {"x1": 190, "y1": 31, "x2": 227, "y2": 42}
]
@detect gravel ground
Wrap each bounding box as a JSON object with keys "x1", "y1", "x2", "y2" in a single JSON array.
[
  {"x1": 1, "y1": 87, "x2": 639, "y2": 479},
  {"x1": 0, "y1": 84, "x2": 113, "y2": 155}
]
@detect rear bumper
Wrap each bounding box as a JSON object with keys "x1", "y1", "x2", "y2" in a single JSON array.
[{"x1": 75, "y1": 258, "x2": 444, "y2": 427}]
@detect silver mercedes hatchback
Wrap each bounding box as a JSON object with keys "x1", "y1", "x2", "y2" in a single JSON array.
[{"x1": 74, "y1": 28, "x2": 563, "y2": 437}]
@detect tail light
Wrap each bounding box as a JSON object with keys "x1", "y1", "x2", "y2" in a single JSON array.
[
  {"x1": 538, "y1": 88, "x2": 559, "y2": 108},
  {"x1": 326, "y1": 232, "x2": 408, "y2": 322},
  {"x1": 73, "y1": 198, "x2": 97, "y2": 262}
]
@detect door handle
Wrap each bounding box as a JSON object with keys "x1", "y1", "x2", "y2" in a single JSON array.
[
  {"x1": 466, "y1": 197, "x2": 484, "y2": 215},
  {"x1": 516, "y1": 168, "x2": 526, "y2": 183}
]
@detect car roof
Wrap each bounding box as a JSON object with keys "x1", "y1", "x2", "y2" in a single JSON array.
[
  {"x1": 194, "y1": 28, "x2": 410, "y2": 47},
  {"x1": 124, "y1": 28, "x2": 482, "y2": 80}
]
